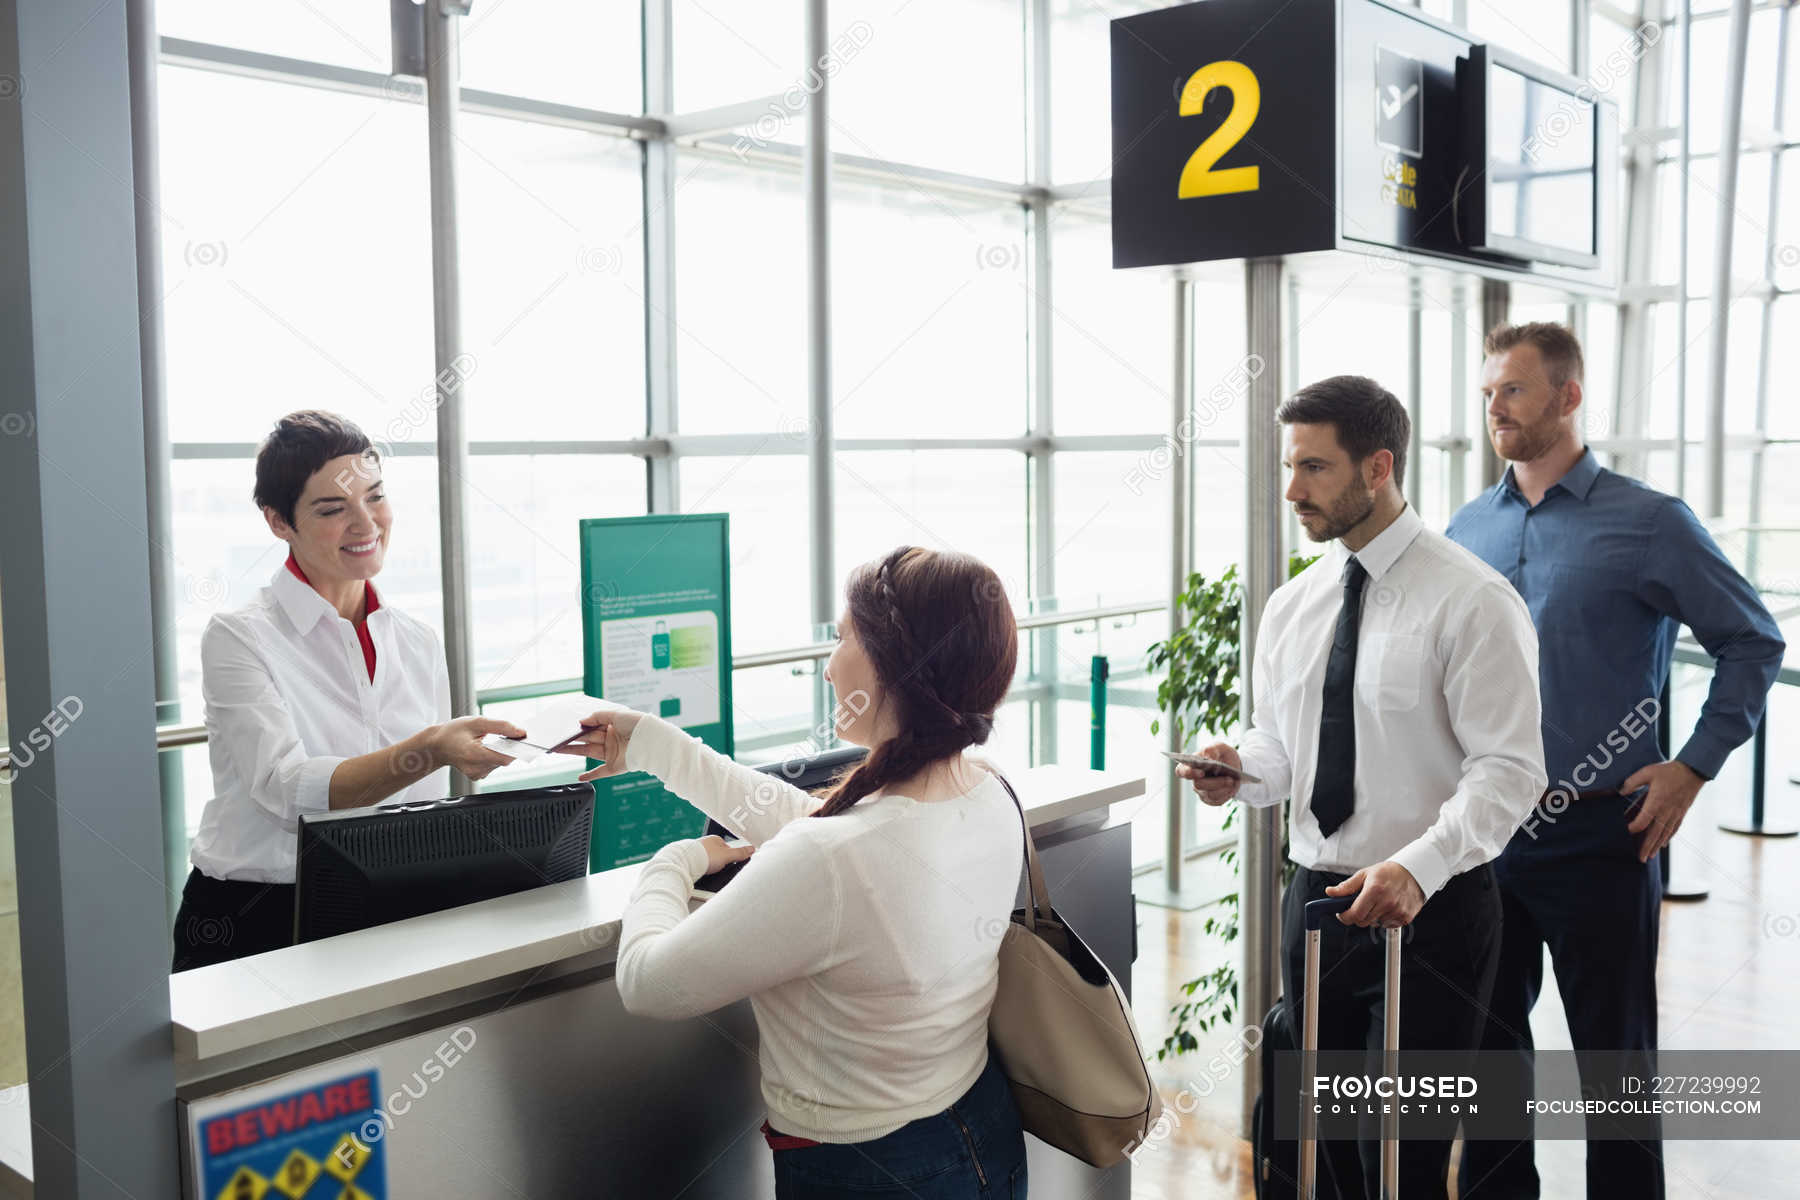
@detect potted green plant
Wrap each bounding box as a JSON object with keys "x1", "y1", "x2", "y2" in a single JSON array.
[{"x1": 1146, "y1": 555, "x2": 1314, "y2": 1059}]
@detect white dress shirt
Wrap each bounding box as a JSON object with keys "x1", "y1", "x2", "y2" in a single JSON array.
[
  {"x1": 189, "y1": 563, "x2": 452, "y2": 884},
  {"x1": 1235, "y1": 504, "x2": 1547, "y2": 899},
  {"x1": 616, "y1": 716, "x2": 1023, "y2": 1143}
]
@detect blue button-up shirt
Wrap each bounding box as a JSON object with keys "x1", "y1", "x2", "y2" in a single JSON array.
[{"x1": 1448, "y1": 448, "x2": 1783, "y2": 797}]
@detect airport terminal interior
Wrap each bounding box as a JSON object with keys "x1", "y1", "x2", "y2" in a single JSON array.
[{"x1": 3, "y1": 0, "x2": 1800, "y2": 1196}]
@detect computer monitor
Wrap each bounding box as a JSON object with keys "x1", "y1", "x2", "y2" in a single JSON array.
[
  {"x1": 696, "y1": 745, "x2": 868, "y2": 892},
  {"x1": 1457, "y1": 42, "x2": 1612, "y2": 269},
  {"x1": 294, "y1": 782, "x2": 595, "y2": 944}
]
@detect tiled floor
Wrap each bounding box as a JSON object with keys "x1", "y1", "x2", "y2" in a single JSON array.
[{"x1": 1126, "y1": 814, "x2": 1800, "y2": 1199}]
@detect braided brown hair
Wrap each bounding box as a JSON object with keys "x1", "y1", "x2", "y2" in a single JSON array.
[{"x1": 811, "y1": 546, "x2": 1018, "y2": 818}]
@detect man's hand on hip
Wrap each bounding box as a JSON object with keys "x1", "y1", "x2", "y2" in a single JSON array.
[
  {"x1": 1622, "y1": 759, "x2": 1705, "y2": 863},
  {"x1": 1325, "y1": 861, "x2": 1426, "y2": 928}
]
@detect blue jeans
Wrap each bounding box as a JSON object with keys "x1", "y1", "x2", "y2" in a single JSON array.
[{"x1": 772, "y1": 1052, "x2": 1027, "y2": 1198}]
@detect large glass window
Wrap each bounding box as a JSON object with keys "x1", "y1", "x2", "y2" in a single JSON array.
[
  {"x1": 1052, "y1": 211, "x2": 1175, "y2": 436},
  {"x1": 457, "y1": 2, "x2": 642, "y2": 113},
  {"x1": 834, "y1": 450, "x2": 1030, "y2": 595},
  {"x1": 147, "y1": 0, "x2": 1771, "y2": 887},
  {"x1": 158, "y1": 67, "x2": 434, "y2": 445},
  {"x1": 673, "y1": 152, "x2": 807, "y2": 436},
  {"x1": 676, "y1": 453, "x2": 812, "y2": 654},
  {"x1": 828, "y1": 0, "x2": 1025, "y2": 180},
  {"x1": 832, "y1": 184, "x2": 1027, "y2": 438},
  {"x1": 158, "y1": 1, "x2": 392, "y2": 71},
  {"x1": 458, "y1": 115, "x2": 646, "y2": 442},
  {"x1": 468, "y1": 455, "x2": 647, "y2": 691}
]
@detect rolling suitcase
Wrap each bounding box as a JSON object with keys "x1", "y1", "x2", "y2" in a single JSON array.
[{"x1": 1253, "y1": 894, "x2": 1402, "y2": 1200}]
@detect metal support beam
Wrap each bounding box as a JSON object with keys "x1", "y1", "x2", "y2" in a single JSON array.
[
  {"x1": 643, "y1": 0, "x2": 678, "y2": 514},
  {"x1": 1406, "y1": 271, "x2": 1423, "y2": 510},
  {"x1": 1449, "y1": 277, "x2": 1469, "y2": 505},
  {"x1": 804, "y1": 0, "x2": 835, "y2": 733},
  {"x1": 128, "y1": 0, "x2": 186, "y2": 924},
  {"x1": 1165, "y1": 273, "x2": 1192, "y2": 892},
  {"x1": 1677, "y1": 0, "x2": 1694, "y2": 498},
  {"x1": 423, "y1": 0, "x2": 476, "y2": 790},
  {"x1": 1744, "y1": 0, "x2": 1790, "y2": 583},
  {"x1": 0, "y1": 0, "x2": 180, "y2": 1189},
  {"x1": 1479, "y1": 279, "x2": 1510, "y2": 489},
  {"x1": 1241, "y1": 256, "x2": 1286, "y2": 1137},
  {"x1": 1702, "y1": 0, "x2": 1754, "y2": 518},
  {"x1": 1612, "y1": 0, "x2": 1668, "y2": 482},
  {"x1": 1026, "y1": 0, "x2": 1057, "y2": 769}
]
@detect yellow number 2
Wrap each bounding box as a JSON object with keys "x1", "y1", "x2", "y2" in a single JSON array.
[{"x1": 1177, "y1": 60, "x2": 1261, "y2": 199}]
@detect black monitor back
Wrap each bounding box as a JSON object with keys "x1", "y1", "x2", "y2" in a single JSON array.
[
  {"x1": 295, "y1": 782, "x2": 595, "y2": 944},
  {"x1": 702, "y1": 744, "x2": 867, "y2": 839},
  {"x1": 695, "y1": 746, "x2": 867, "y2": 892}
]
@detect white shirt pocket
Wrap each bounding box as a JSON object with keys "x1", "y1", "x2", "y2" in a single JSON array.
[{"x1": 1357, "y1": 632, "x2": 1424, "y2": 711}]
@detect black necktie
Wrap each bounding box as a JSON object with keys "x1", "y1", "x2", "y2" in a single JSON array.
[{"x1": 1310, "y1": 556, "x2": 1367, "y2": 838}]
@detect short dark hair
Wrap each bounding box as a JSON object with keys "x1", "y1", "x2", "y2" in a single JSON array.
[
  {"x1": 253, "y1": 410, "x2": 374, "y2": 528},
  {"x1": 1484, "y1": 321, "x2": 1584, "y2": 390},
  {"x1": 1276, "y1": 375, "x2": 1410, "y2": 490}
]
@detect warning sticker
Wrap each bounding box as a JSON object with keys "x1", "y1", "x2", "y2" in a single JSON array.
[
  {"x1": 270, "y1": 1148, "x2": 322, "y2": 1197},
  {"x1": 190, "y1": 1067, "x2": 386, "y2": 1200},
  {"x1": 217, "y1": 1165, "x2": 267, "y2": 1200}
]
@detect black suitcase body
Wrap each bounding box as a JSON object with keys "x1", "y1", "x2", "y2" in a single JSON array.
[{"x1": 1252, "y1": 997, "x2": 1299, "y2": 1199}]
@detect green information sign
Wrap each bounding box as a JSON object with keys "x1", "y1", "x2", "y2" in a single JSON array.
[{"x1": 579, "y1": 513, "x2": 735, "y2": 871}]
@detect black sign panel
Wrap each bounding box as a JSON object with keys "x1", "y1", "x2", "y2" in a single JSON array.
[
  {"x1": 1338, "y1": 0, "x2": 1478, "y2": 262},
  {"x1": 1110, "y1": 0, "x2": 1337, "y2": 269}
]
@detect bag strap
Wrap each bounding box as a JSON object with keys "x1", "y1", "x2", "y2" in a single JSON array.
[{"x1": 994, "y1": 772, "x2": 1051, "y2": 932}]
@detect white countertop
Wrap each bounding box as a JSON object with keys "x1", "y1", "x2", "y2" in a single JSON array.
[{"x1": 169, "y1": 764, "x2": 1143, "y2": 1065}]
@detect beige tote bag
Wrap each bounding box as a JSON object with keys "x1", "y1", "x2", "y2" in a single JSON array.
[{"x1": 988, "y1": 775, "x2": 1163, "y2": 1168}]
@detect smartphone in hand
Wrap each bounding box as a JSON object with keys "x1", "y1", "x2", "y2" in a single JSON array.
[{"x1": 1161, "y1": 750, "x2": 1263, "y2": 784}]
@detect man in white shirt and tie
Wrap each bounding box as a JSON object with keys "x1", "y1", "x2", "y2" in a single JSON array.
[{"x1": 1183, "y1": 375, "x2": 1547, "y2": 1200}]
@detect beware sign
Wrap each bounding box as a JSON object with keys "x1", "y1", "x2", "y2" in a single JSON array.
[{"x1": 189, "y1": 1066, "x2": 387, "y2": 1200}]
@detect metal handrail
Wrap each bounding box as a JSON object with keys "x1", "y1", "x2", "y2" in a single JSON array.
[{"x1": 1, "y1": 599, "x2": 1169, "y2": 768}]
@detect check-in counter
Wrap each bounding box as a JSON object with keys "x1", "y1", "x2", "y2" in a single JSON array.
[{"x1": 0, "y1": 766, "x2": 1145, "y2": 1197}]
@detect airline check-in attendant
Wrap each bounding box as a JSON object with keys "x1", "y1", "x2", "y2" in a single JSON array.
[
  {"x1": 1449, "y1": 323, "x2": 1784, "y2": 1200},
  {"x1": 559, "y1": 548, "x2": 1029, "y2": 1199},
  {"x1": 1182, "y1": 377, "x2": 1546, "y2": 1200},
  {"x1": 173, "y1": 412, "x2": 524, "y2": 972}
]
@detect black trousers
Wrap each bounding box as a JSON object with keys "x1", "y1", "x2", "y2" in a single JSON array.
[
  {"x1": 171, "y1": 867, "x2": 296, "y2": 972},
  {"x1": 1460, "y1": 797, "x2": 1665, "y2": 1200},
  {"x1": 1281, "y1": 862, "x2": 1502, "y2": 1200}
]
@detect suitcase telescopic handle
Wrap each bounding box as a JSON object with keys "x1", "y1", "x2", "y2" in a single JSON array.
[
  {"x1": 1304, "y1": 895, "x2": 1356, "y2": 930},
  {"x1": 1298, "y1": 893, "x2": 1402, "y2": 1199}
]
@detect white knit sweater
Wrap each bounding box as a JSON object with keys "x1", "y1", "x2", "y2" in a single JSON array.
[{"x1": 615, "y1": 716, "x2": 1024, "y2": 1143}]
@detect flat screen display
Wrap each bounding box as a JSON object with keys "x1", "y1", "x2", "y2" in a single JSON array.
[{"x1": 1484, "y1": 59, "x2": 1597, "y2": 263}]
